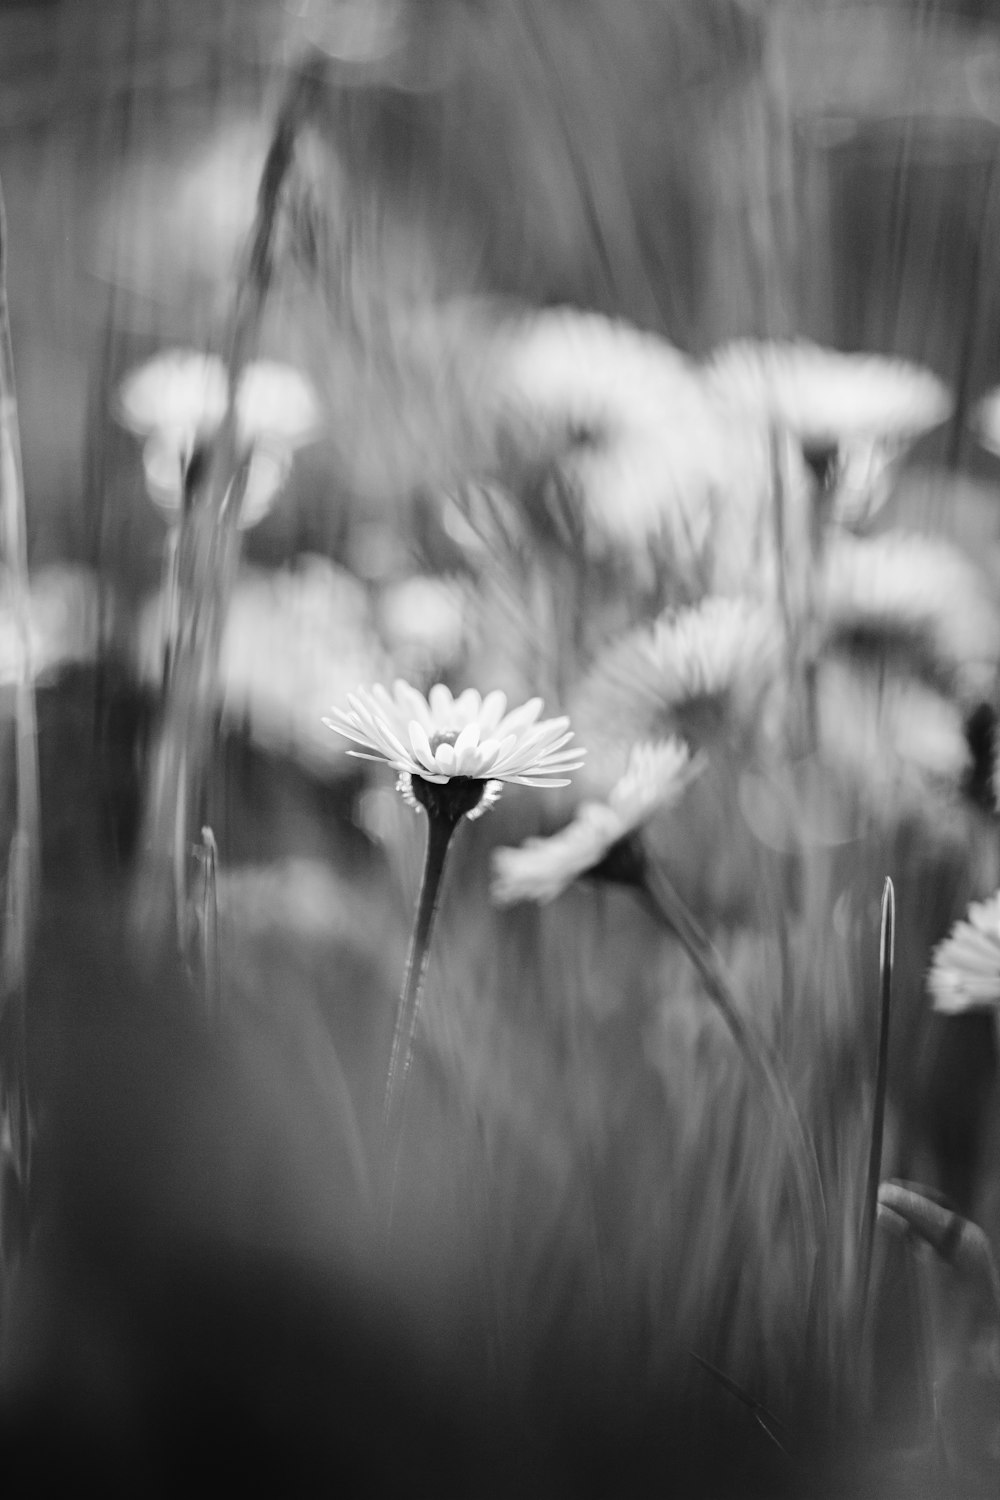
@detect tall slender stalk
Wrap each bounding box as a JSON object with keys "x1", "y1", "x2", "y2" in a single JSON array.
[
  {"x1": 133, "y1": 58, "x2": 325, "y2": 954},
  {"x1": 0, "y1": 174, "x2": 40, "y2": 1200},
  {"x1": 637, "y1": 846, "x2": 825, "y2": 1274},
  {"x1": 859, "y1": 876, "x2": 894, "y2": 1331}
]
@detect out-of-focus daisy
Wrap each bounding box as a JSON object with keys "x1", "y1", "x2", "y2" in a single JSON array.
[
  {"x1": 818, "y1": 530, "x2": 1000, "y2": 701},
  {"x1": 493, "y1": 308, "x2": 754, "y2": 566},
  {"x1": 116, "y1": 349, "x2": 320, "y2": 525},
  {"x1": 137, "y1": 555, "x2": 387, "y2": 770},
  {"x1": 928, "y1": 893, "x2": 1000, "y2": 1014},
  {"x1": 491, "y1": 738, "x2": 698, "y2": 905},
  {"x1": 705, "y1": 339, "x2": 951, "y2": 450},
  {"x1": 0, "y1": 565, "x2": 102, "y2": 688},
  {"x1": 816, "y1": 658, "x2": 970, "y2": 826},
  {"x1": 377, "y1": 573, "x2": 471, "y2": 679},
  {"x1": 970, "y1": 387, "x2": 1000, "y2": 461},
  {"x1": 573, "y1": 596, "x2": 784, "y2": 760},
  {"x1": 705, "y1": 340, "x2": 951, "y2": 524},
  {"x1": 325, "y1": 681, "x2": 584, "y2": 821}
]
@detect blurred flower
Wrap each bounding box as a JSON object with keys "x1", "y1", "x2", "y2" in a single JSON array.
[
  {"x1": 705, "y1": 341, "x2": 950, "y2": 527},
  {"x1": 818, "y1": 530, "x2": 1000, "y2": 701},
  {"x1": 928, "y1": 893, "x2": 1000, "y2": 1013},
  {"x1": 116, "y1": 349, "x2": 320, "y2": 526},
  {"x1": 377, "y1": 573, "x2": 470, "y2": 678},
  {"x1": 573, "y1": 596, "x2": 783, "y2": 757},
  {"x1": 137, "y1": 555, "x2": 387, "y2": 770},
  {"x1": 491, "y1": 738, "x2": 697, "y2": 905},
  {"x1": 325, "y1": 682, "x2": 584, "y2": 821},
  {"x1": 704, "y1": 339, "x2": 951, "y2": 448},
  {"x1": 816, "y1": 659, "x2": 970, "y2": 824},
  {"x1": 970, "y1": 387, "x2": 1000, "y2": 460},
  {"x1": 0, "y1": 565, "x2": 101, "y2": 686},
  {"x1": 493, "y1": 308, "x2": 747, "y2": 564}
]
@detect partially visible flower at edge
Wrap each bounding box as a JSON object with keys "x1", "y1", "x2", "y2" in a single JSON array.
[
  {"x1": 491, "y1": 738, "x2": 698, "y2": 905},
  {"x1": 324, "y1": 680, "x2": 585, "y2": 822},
  {"x1": 928, "y1": 892, "x2": 1000, "y2": 1014}
]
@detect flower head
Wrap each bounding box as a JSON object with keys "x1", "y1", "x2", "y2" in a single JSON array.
[
  {"x1": 493, "y1": 308, "x2": 750, "y2": 567},
  {"x1": 816, "y1": 659, "x2": 970, "y2": 827},
  {"x1": 928, "y1": 893, "x2": 1000, "y2": 1014},
  {"x1": 324, "y1": 680, "x2": 584, "y2": 818},
  {"x1": 818, "y1": 530, "x2": 1000, "y2": 701},
  {"x1": 573, "y1": 596, "x2": 783, "y2": 758},
  {"x1": 704, "y1": 340, "x2": 951, "y2": 448},
  {"x1": 491, "y1": 738, "x2": 697, "y2": 905},
  {"x1": 970, "y1": 387, "x2": 1000, "y2": 460},
  {"x1": 0, "y1": 564, "x2": 101, "y2": 687},
  {"x1": 115, "y1": 349, "x2": 320, "y2": 525}
]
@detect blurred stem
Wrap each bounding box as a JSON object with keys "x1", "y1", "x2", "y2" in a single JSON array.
[
  {"x1": 0, "y1": 173, "x2": 40, "y2": 1197},
  {"x1": 859, "y1": 877, "x2": 895, "y2": 1336},
  {"x1": 134, "y1": 60, "x2": 324, "y2": 955},
  {"x1": 636, "y1": 845, "x2": 824, "y2": 1268},
  {"x1": 382, "y1": 808, "x2": 461, "y2": 1229}
]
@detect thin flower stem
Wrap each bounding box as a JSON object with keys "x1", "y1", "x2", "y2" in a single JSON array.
[
  {"x1": 638, "y1": 849, "x2": 825, "y2": 1268},
  {"x1": 859, "y1": 876, "x2": 895, "y2": 1334},
  {"x1": 382, "y1": 810, "x2": 459, "y2": 1219}
]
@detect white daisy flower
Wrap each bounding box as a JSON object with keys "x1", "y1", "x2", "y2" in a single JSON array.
[
  {"x1": 324, "y1": 681, "x2": 584, "y2": 817},
  {"x1": 704, "y1": 339, "x2": 951, "y2": 448},
  {"x1": 115, "y1": 349, "x2": 320, "y2": 524},
  {"x1": 818, "y1": 530, "x2": 1000, "y2": 701},
  {"x1": 493, "y1": 308, "x2": 750, "y2": 564},
  {"x1": 573, "y1": 596, "x2": 784, "y2": 756},
  {"x1": 491, "y1": 738, "x2": 697, "y2": 906},
  {"x1": 816, "y1": 659, "x2": 970, "y2": 824},
  {"x1": 928, "y1": 893, "x2": 1000, "y2": 1014}
]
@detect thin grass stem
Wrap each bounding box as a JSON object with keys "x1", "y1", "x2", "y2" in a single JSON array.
[
  {"x1": 859, "y1": 876, "x2": 895, "y2": 1333},
  {"x1": 638, "y1": 848, "x2": 825, "y2": 1280}
]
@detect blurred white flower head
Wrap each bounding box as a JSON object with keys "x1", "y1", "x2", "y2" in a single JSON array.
[
  {"x1": 137, "y1": 555, "x2": 386, "y2": 771},
  {"x1": 377, "y1": 574, "x2": 470, "y2": 678},
  {"x1": 704, "y1": 340, "x2": 951, "y2": 448},
  {"x1": 928, "y1": 892, "x2": 1000, "y2": 1014},
  {"x1": 816, "y1": 659, "x2": 970, "y2": 826},
  {"x1": 325, "y1": 681, "x2": 584, "y2": 820},
  {"x1": 491, "y1": 738, "x2": 698, "y2": 906},
  {"x1": 0, "y1": 565, "x2": 101, "y2": 686},
  {"x1": 574, "y1": 596, "x2": 784, "y2": 758},
  {"x1": 493, "y1": 308, "x2": 749, "y2": 566},
  {"x1": 116, "y1": 349, "x2": 321, "y2": 526},
  {"x1": 706, "y1": 341, "x2": 950, "y2": 530},
  {"x1": 818, "y1": 530, "x2": 1000, "y2": 701}
]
